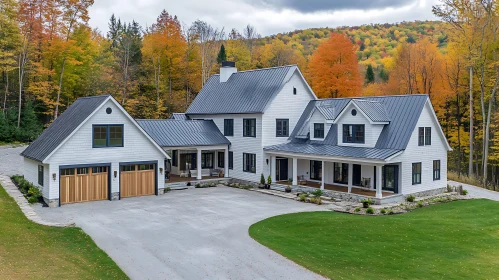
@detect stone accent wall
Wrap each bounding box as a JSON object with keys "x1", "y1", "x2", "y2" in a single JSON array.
[
  {"x1": 229, "y1": 178, "x2": 261, "y2": 188},
  {"x1": 43, "y1": 197, "x2": 59, "y2": 207},
  {"x1": 111, "y1": 192, "x2": 120, "y2": 200},
  {"x1": 405, "y1": 187, "x2": 446, "y2": 199}
]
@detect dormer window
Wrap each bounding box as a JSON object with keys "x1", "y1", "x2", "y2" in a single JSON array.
[
  {"x1": 314, "y1": 123, "x2": 324, "y2": 139},
  {"x1": 343, "y1": 124, "x2": 364, "y2": 144},
  {"x1": 351, "y1": 109, "x2": 357, "y2": 116}
]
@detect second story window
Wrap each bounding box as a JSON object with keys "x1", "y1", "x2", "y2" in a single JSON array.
[
  {"x1": 343, "y1": 124, "x2": 365, "y2": 144},
  {"x1": 418, "y1": 127, "x2": 431, "y2": 146},
  {"x1": 93, "y1": 125, "x2": 123, "y2": 148},
  {"x1": 243, "y1": 118, "x2": 256, "y2": 137},
  {"x1": 314, "y1": 123, "x2": 324, "y2": 139},
  {"x1": 224, "y1": 119, "x2": 234, "y2": 136},
  {"x1": 425, "y1": 127, "x2": 431, "y2": 145},
  {"x1": 276, "y1": 119, "x2": 289, "y2": 137}
]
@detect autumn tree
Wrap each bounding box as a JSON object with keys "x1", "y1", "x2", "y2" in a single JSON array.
[{"x1": 307, "y1": 32, "x2": 362, "y2": 98}]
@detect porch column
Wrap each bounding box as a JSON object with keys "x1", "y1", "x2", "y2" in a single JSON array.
[
  {"x1": 376, "y1": 165, "x2": 383, "y2": 199},
  {"x1": 224, "y1": 146, "x2": 229, "y2": 178},
  {"x1": 270, "y1": 155, "x2": 276, "y2": 183},
  {"x1": 321, "y1": 160, "x2": 325, "y2": 190},
  {"x1": 176, "y1": 149, "x2": 180, "y2": 168},
  {"x1": 348, "y1": 163, "x2": 353, "y2": 193},
  {"x1": 196, "y1": 148, "x2": 202, "y2": 180},
  {"x1": 292, "y1": 157, "x2": 298, "y2": 186}
]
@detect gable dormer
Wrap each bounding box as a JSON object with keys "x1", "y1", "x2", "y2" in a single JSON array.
[{"x1": 334, "y1": 100, "x2": 390, "y2": 148}]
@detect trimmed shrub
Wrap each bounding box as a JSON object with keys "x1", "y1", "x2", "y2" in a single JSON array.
[
  {"x1": 462, "y1": 189, "x2": 468, "y2": 195},
  {"x1": 366, "y1": 207, "x2": 374, "y2": 214},
  {"x1": 417, "y1": 201, "x2": 423, "y2": 208},
  {"x1": 387, "y1": 209, "x2": 394, "y2": 215},
  {"x1": 165, "y1": 187, "x2": 172, "y2": 192},
  {"x1": 260, "y1": 174, "x2": 266, "y2": 185},
  {"x1": 406, "y1": 195, "x2": 416, "y2": 202},
  {"x1": 380, "y1": 208, "x2": 386, "y2": 214},
  {"x1": 309, "y1": 197, "x2": 322, "y2": 205},
  {"x1": 355, "y1": 207, "x2": 361, "y2": 212},
  {"x1": 311, "y1": 189, "x2": 324, "y2": 198}
]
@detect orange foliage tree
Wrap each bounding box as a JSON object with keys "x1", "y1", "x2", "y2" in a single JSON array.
[{"x1": 306, "y1": 32, "x2": 362, "y2": 98}]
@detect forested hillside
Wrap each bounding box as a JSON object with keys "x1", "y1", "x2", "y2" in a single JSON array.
[{"x1": 0, "y1": 0, "x2": 498, "y2": 187}]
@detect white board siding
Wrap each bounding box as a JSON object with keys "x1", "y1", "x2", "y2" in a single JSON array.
[
  {"x1": 192, "y1": 114, "x2": 264, "y2": 182},
  {"x1": 389, "y1": 101, "x2": 448, "y2": 194},
  {"x1": 46, "y1": 99, "x2": 166, "y2": 199},
  {"x1": 23, "y1": 158, "x2": 49, "y2": 198},
  {"x1": 336, "y1": 103, "x2": 384, "y2": 148},
  {"x1": 263, "y1": 71, "x2": 316, "y2": 147}
]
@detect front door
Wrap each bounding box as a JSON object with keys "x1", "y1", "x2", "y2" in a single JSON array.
[
  {"x1": 276, "y1": 158, "x2": 288, "y2": 181},
  {"x1": 382, "y1": 165, "x2": 399, "y2": 193}
]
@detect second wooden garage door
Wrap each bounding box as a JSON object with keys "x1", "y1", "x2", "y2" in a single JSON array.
[{"x1": 120, "y1": 163, "x2": 156, "y2": 198}]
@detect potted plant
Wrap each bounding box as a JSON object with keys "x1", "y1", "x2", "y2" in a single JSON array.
[
  {"x1": 266, "y1": 175, "x2": 272, "y2": 189},
  {"x1": 285, "y1": 186, "x2": 292, "y2": 193},
  {"x1": 259, "y1": 173, "x2": 266, "y2": 189},
  {"x1": 361, "y1": 198, "x2": 372, "y2": 209}
]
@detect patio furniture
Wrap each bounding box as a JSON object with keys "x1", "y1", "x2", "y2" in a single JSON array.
[
  {"x1": 190, "y1": 169, "x2": 210, "y2": 178},
  {"x1": 180, "y1": 171, "x2": 189, "y2": 178},
  {"x1": 361, "y1": 177, "x2": 371, "y2": 191},
  {"x1": 298, "y1": 175, "x2": 307, "y2": 185},
  {"x1": 210, "y1": 169, "x2": 221, "y2": 177}
]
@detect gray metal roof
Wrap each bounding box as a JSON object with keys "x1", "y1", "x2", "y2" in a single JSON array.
[
  {"x1": 185, "y1": 65, "x2": 297, "y2": 115},
  {"x1": 21, "y1": 95, "x2": 111, "y2": 162},
  {"x1": 137, "y1": 119, "x2": 230, "y2": 147},
  {"x1": 264, "y1": 143, "x2": 401, "y2": 160},
  {"x1": 352, "y1": 100, "x2": 391, "y2": 122},
  {"x1": 283, "y1": 95, "x2": 429, "y2": 159},
  {"x1": 168, "y1": 113, "x2": 189, "y2": 120}
]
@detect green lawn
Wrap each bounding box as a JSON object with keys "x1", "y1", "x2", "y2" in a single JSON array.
[
  {"x1": 249, "y1": 200, "x2": 499, "y2": 280},
  {"x1": 0, "y1": 185, "x2": 128, "y2": 279}
]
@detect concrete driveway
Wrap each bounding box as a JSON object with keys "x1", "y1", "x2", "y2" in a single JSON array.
[
  {"x1": 34, "y1": 186, "x2": 326, "y2": 280},
  {"x1": 0, "y1": 145, "x2": 25, "y2": 176}
]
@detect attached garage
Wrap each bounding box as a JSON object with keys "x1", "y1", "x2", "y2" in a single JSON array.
[
  {"x1": 59, "y1": 165, "x2": 110, "y2": 205},
  {"x1": 120, "y1": 162, "x2": 157, "y2": 198}
]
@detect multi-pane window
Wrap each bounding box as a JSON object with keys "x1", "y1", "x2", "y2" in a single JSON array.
[
  {"x1": 120, "y1": 165, "x2": 135, "y2": 172},
  {"x1": 243, "y1": 153, "x2": 256, "y2": 173},
  {"x1": 229, "y1": 152, "x2": 233, "y2": 170},
  {"x1": 92, "y1": 166, "x2": 107, "y2": 173},
  {"x1": 276, "y1": 119, "x2": 289, "y2": 137},
  {"x1": 314, "y1": 123, "x2": 324, "y2": 138},
  {"x1": 139, "y1": 164, "x2": 154, "y2": 170},
  {"x1": 201, "y1": 153, "x2": 214, "y2": 169},
  {"x1": 38, "y1": 165, "x2": 44, "y2": 186},
  {"x1": 412, "y1": 163, "x2": 422, "y2": 185},
  {"x1": 218, "y1": 152, "x2": 225, "y2": 168},
  {"x1": 425, "y1": 127, "x2": 432, "y2": 145},
  {"x1": 334, "y1": 163, "x2": 349, "y2": 184},
  {"x1": 343, "y1": 124, "x2": 365, "y2": 143},
  {"x1": 224, "y1": 119, "x2": 234, "y2": 136},
  {"x1": 172, "y1": 150, "x2": 178, "y2": 167},
  {"x1": 418, "y1": 127, "x2": 425, "y2": 146},
  {"x1": 60, "y1": 168, "x2": 75, "y2": 176},
  {"x1": 93, "y1": 125, "x2": 123, "y2": 147},
  {"x1": 77, "y1": 167, "x2": 88, "y2": 174},
  {"x1": 433, "y1": 160, "x2": 440, "y2": 181},
  {"x1": 243, "y1": 119, "x2": 256, "y2": 137}
]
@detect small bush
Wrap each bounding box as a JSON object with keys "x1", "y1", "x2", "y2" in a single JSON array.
[
  {"x1": 260, "y1": 173, "x2": 265, "y2": 185},
  {"x1": 406, "y1": 195, "x2": 416, "y2": 202},
  {"x1": 299, "y1": 194, "x2": 308, "y2": 202},
  {"x1": 195, "y1": 183, "x2": 201, "y2": 188},
  {"x1": 27, "y1": 196, "x2": 38, "y2": 204},
  {"x1": 380, "y1": 208, "x2": 386, "y2": 214},
  {"x1": 462, "y1": 189, "x2": 468, "y2": 195},
  {"x1": 311, "y1": 189, "x2": 324, "y2": 198},
  {"x1": 165, "y1": 187, "x2": 172, "y2": 192},
  {"x1": 366, "y1": 207, "x2": 374, "y2": 214},
  {"x1": 355, "y1": 207, "x2": 361, "y2": 212},
  {"x1": 186, "y1": 181, "x2": 192, "y2": 186},
  {"x1": 417, "y1": 201, "x2": 423, "y2": 208},
  {"x1": 387, "y1": 209, "x2": 394, "y2": 215},
  {"x1": 267, "y1": 175, "x2": 272, "y2": 185},
  {"x1": 309, "y1": 197, "x2": 322, "y2": 205}
]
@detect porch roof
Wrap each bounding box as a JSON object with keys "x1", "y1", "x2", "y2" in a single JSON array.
[{"x1": 264, "y1": 142, "x2": 401, "y2": 160}]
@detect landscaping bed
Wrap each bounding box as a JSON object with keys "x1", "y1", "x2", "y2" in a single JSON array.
[
  {"x1": 249, "y1": 199, "x2": 499, "y2": 279},
  {"x1": 10, "y1": 175, "x2": 45, "y2": 206}
]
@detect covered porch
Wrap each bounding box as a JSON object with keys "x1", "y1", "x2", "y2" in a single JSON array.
[{"x1": 267, "y1": 152, "x2": 400, "y2": 199}]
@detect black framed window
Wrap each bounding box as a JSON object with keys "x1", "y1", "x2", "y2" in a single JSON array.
[
  {"x1": 276, "y1": 119, "x2": 289, "y2": 137},
  {"x1": 293, "y1": 87, "x2": 297, "y2": 95},
  {"x1": 93, "y1": 125, "x2": 123, "y2": 148},
  {"x1": 314, "y1": 123, "x2": 324, "y2": 138},
  {"x1": 229, "y1": 151, "x2": 233, "y2": 170},
  {"x1": 218, "y1": 152, "x2": 225, "y2": 168},
  {"x1": 418, "y1": 127, "x2": 425, "y2": 146},
  {"x1": 77, "y1": 167, "x2": 88, "y2": 174},
  {"x1": 92, "y1": 166, "x2": 107, "y2": 173},
  {"x1": 243, "y1": 153, "x2": 256, "y2": 173},
  {"x1": 412, "y1": 163, "x2": 422, "y2": 185},
  {"x1": 334, "y1": 163, "x2": 349, "y2": 184},
  {"x1": 425, "y1": 127, "x2": 431, "y2": 145},
  {"x1": 224, "y1": 119, "x2": 234, "y2": 136},
  {"x1": 201, "y1": 153, "x2": 214, "y2": 169},
  {"x1": 433, "y1": 160, "x2": 440, "y2": 181},
  {"x1": 172, "y1": 150, "x2": 178, "y2": 167},
  {"x1": 243, "y1": 119, "x2": 256, "y2": 137},
  {"x1": 120, "y1": 165, "x2": 135, "y2": 172},
  {"x1": 310, "y1": 160, "x2": 322, "y2": 180},
  {"x1": 38, "y1": 165, "x2": 44, "y2": 186},
  {"x1": 343, "y1": 124, "x2": 365, "y2": 143},
  {"x1": 60, "y1": 168, "x2": 75, "y2": 176},
  {"x1": 139, "y1": 164, "x2": 154, "y2": 170}
]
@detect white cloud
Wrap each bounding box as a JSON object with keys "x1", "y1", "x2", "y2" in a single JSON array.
[{"x1": 88, "y1": 0, "x2": 439, "y2": 36}]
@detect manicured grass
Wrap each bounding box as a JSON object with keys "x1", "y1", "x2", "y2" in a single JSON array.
[
  {"x1": 249, "y1": 200, "x2": 499, "y2": 279},
  {"x1": 0, "y1": 185, "x2": 128, "y2": 279}
]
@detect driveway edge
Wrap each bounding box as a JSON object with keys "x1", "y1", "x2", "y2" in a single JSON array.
[{"x1": 0, "y1": 175, "x2": 73, "y2": 227}]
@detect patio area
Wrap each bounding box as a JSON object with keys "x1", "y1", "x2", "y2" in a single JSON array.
[{"x1": 276, "y1": 180, "x2": 396, "y2": 197}]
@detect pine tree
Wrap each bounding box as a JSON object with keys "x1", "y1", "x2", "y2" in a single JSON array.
[
  {"x1": 365, "y1": 65, "x2": 375, "y2": 84},
  {"x1": 217, "y1": 44, "x2": 227, "y2": 64},
  {"x1": 379, "y1": 68, "x2": 389, "y2": 82},
  {"x1": 18, "y1": 100, "x2": 42, "y2": 142}
]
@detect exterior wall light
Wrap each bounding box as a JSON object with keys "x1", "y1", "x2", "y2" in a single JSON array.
[
  {"x1": 266, "y1": 159, "x2": 269, "y2": 165},
  {"x1": 160, "y1": 168, "x2": 163, "y2": 174},
  {"x1": 114, "y1": 171, "x2": 117, "y2": 178},
  {"x1": 52, "y1": 173, "x2": 56, "y2": 181}
]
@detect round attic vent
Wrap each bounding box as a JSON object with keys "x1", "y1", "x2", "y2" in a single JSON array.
[
  {"x1": 351, "y1": 109, "x2": 357, "y2": 116},
  {"x1": 106, "y1": 107, "x2": 112, "y2": 114}
]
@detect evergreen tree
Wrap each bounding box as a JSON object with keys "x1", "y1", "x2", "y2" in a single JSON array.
[
  {"x1": 365, "y1": 65, "x2": 375, "y2": 84},
  {"x1": 18, "y1": 100, "x2": 42, "y2": 142},
  {"x1": 379, "y1": 68, "x2": 389, "y2": 82},
  {"x1": 217, "y1": 44, "x2": 227, "y2": 64}
]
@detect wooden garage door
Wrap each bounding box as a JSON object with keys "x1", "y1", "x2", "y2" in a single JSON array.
[
  {"x1": 60, "y1": 166, "x2": 109, "y2": 205},
  {"x1": 120, "y1": 164, "x2": 156, "y2": 198}
]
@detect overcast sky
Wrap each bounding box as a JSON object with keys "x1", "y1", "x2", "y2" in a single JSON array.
[{"x1": 89, "y1": 0, "x2": 440, "y2": 36}]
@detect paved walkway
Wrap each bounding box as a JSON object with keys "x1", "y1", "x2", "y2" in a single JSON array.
[{"x1": 448, "y1": 180, "x2": 499, "y2": 201}]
